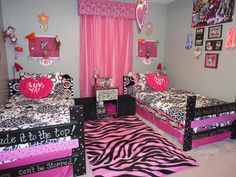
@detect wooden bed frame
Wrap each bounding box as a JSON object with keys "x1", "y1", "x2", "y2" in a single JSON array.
[
  {"x1": 0, "y1": 75, "x2": 86, "y2": 176},
  {"x1": 123, "y1": 75, "x2": 236, "y2": 151}
]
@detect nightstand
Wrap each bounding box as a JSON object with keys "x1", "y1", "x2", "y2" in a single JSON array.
[{"x1": 95, "y1": 87, "x2": 118, "y2": 119}]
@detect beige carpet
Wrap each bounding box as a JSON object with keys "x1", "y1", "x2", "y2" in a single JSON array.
[{"x1": 81, "y1": 114, "x2": 236, "y2": 177}]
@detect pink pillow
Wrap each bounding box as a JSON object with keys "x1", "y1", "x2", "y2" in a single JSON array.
[
  {"x1": 146, "y1": 73, "x2": 169, "y2": 92},
  {"x1": 20, "y1": 77, "x2": 53, "y2": 99}
]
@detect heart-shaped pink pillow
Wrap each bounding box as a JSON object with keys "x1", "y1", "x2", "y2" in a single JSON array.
[
  {"x1": 20, "y1": 77, "x2": 53, "y2": 99},
  {"x1": 146, "y1": 73, "x2": 169, "y2": 92}
]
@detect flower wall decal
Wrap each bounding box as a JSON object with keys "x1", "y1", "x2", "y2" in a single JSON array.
[{"x1": 38, "y1": 12, "x2": 49, "y2": 31}]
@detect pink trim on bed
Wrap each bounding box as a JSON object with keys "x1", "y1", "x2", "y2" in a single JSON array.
[
  {"x1": 192, "y1": 132, "x2": 231, "y2": 147},
  {"x1": 0, "y1": 150, "x2": 73, "y2": 177},
  {"x1": 137, "y1": 102, "x2": 231, "y2": 147},
  {"x1": 137, "y1": 106, "x2": 182, "y2": 140},
  {"x1": 0, "y1": 139, "x2": 78, "y2": 162},
  {"x1": 191, "y1": 114, "x2": 236, "y2": 128}
]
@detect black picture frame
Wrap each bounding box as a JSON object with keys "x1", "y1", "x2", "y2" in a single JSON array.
[
  {"x1": 204, "y1": 53, "x2": 219, "y2": 69},
  {"x1": 208, "y1": 25, "x2": 223, "y2": 39},
  {"x1": 205, "y1": 40, "x2": 223, "y2": 51},
  {"x1": 195, "y1": 28, "x2": 204, "y2": 46}
]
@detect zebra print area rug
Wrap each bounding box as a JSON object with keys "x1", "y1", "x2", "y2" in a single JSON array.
[{"x1": 85, "y1": 116, "x2": 197, "y2": 177}]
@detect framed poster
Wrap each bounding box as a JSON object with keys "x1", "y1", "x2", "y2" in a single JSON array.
[
  {"x1": 204, "y1": 53, "x2": 219, "y2": 68},
  {"x1": 27, "y1": 35, "x2": 60, "y2": 59},
  {"x1": 205, "y1": 40, "x2": 223, "y2": 51},
  {"x1": 137, "y1": 39, "x2": 158, "y2": 59},
  {"x1": 195, "y1": 28, "x2": 204, "y2": 46},
  {"x1": 192, "y1": 0, "x2": 235, "y2": 27},
  {"x1": 208, "y1": 25, "x2": 223, "y2": 39}
]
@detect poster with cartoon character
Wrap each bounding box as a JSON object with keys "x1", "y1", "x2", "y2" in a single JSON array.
[{"x1": 192, "y1": 0, "x2": 235, "y2": 28}]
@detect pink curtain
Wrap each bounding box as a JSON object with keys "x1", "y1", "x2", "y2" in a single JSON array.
[{"x1": 80, "y1": 15, "x2": 133, "y2": 97}]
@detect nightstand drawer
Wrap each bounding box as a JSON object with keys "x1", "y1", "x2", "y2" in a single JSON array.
[{"x1": 96, "y1": 88, "x2": 118, "y2": 101}]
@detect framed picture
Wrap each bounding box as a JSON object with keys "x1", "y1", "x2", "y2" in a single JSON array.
[
  {"x1": 205, "y1": 40, "x2": 223, "y2": 51},
  {"x1": 214, "y1": 40, "x2": 223, "y2": 50},
  {"x1": 204, "y1": 53, "x2": 219, "y2": 69},
  {"x1": 137, "y1": 39, "x2": 158, "y2": 59},
  {"x1": 195, "y1": 28, "x2": 204, "y2": 46},
  {"x1": 208, "y1": 25, "x2": 223, "y2": 39}
]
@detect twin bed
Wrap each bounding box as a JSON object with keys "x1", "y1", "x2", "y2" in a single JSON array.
[
  {"x1": 124, "y1": 73, "x2": 236, "y2": 151},
  {"x1": 0, "y1": 73, "x2": 86, "y2": 177}
]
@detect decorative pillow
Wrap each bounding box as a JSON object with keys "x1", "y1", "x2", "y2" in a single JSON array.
[
  {"x1": 20, "y1": 77, "x2": 53, "y2": 99},
  {"x1": 19, "y1": 72, "x2": 63, "y2": 95},
  {"x1": 136, "y1": 72, "x2": 160, "y2": 90},
  {"x1": 135, "y1": 73, "x2": 148, "y2": 90},
  {"x1": 146, "y1": 73, "x2": 169, "y2": 92}
]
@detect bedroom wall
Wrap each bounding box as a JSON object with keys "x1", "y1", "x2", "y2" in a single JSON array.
[
  {"x1": 1, "y1": 0, "x2": 166, "y2": 98},
  {"x1": 1, "y1": 0, "x2": 80, "y2": 97},
  {"x1": 165, "y1": 0, "x2": 236, "y2": 102},
  {"x1": 133, "y1": 3, "x2": 167, "y2": 73}
]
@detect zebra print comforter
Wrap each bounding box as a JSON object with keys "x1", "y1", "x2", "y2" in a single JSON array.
[{"x1": 85, "y1": 116, "x2": 197, "y2": 177}]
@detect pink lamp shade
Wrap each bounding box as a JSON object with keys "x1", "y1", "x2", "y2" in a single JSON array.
[
  {"x1": 14, "y1": 62, "x2": 23, "y2": 71},
  {"x1": 157, "y1": 63, "x2": 162, "y2": 70}
]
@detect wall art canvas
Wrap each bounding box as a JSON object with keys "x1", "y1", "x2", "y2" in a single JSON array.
[
  {"x1": 205, "y1": 40, "x2": 223, "y2": 51},
  {"x1": 195, "y1": 28, "x2": 204, "y2": 46},
  {"x1": 192, "y1": 0, "x2": 235, "y2": 28},
  {"x1": 27, "y1": 35, "x2": 61, "y2": 66},
  {"x1": 137, "y1": 39, "x2": 158, "y2": 59}
]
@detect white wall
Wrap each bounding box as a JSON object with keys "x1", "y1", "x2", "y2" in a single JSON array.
[
  {"x1": 1, "y1": 0, "x2": 165, "y2": 98},
  {"x1": 165, "y1": 0, "x2": 236, "y2": 102}
]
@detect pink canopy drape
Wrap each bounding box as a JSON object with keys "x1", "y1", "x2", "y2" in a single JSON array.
[{"x1": 79, "y1": 15, "x2": 133, "y2": 97}]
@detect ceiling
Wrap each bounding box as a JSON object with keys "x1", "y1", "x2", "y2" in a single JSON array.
[{"x1": 117, "y1": 0, "x2": 177, "y2": 4}]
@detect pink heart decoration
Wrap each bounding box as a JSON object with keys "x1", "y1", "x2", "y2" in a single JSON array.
[
  {"x1": 20, "y1": 77, "x2": 53, "y2": 99},
  {"x1": 146, "y1": 73, "x2": 169, "y2": 92},
  {"x1": 136, "y1": 0, "x2": 148, "y2": 32}
]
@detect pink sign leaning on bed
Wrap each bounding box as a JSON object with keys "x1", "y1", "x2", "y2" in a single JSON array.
[{"x1": 146, "y1": 73, "x2": 169, "y2": 92}]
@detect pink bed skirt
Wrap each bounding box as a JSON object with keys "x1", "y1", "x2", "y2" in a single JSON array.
[{"x1": 136, "y1": 104, "x2": 231, "y2": 148}]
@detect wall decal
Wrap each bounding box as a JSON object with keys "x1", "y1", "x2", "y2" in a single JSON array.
[
  {"x1": 38, "y1": 12, "x2": 49, "y2": 31},
  {"x1": 3, "y1": 26, "x2": 24, "y2": 59},
  {"x1": 185, "y1": 33, "x2": 193, "y2": 49},
  {"x1": 146, "y1": 21, "x2": 153, "y2": 37},
  {"x1": 225, "y1": 27, "x2": 236, "y2": 49},
  {"x1": 136, "y1": 0, "x2": 148, "y2": 33},
  {"x1": 192, "y1": 0, "x2": 235, "y2": 27},
  {"x1": 27, "y1": 35, "x2": 61, "y2": 66},
  {"x1": 195, "y1": 28, "x2": 204, "y2": 46},
  {"x1": 193, "y1": 48, "x2": 202, "y2": 59}
]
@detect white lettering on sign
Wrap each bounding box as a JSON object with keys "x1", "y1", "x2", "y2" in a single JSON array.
[
  {"x1": 0, "y1": 134, "x2": 16, "y2": 145},
  {"x1": 27, "y1": 82, "x2": 45, "y2": 93}
]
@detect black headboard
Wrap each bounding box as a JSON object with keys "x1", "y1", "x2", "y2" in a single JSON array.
[{"x1": 8, "y1": 74, "x2": 74, "y2": 98}]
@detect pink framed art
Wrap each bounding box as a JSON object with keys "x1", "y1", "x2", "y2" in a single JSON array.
[
  {"x1": 204, "y1": 53, "x2": 219, "y2": 69},
  {"x1": 27, "y1": 35, "x2": 60, "y2": 59},
  {"x1": 137, "y1": 39, "x2": 158, "y2": 59}
]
